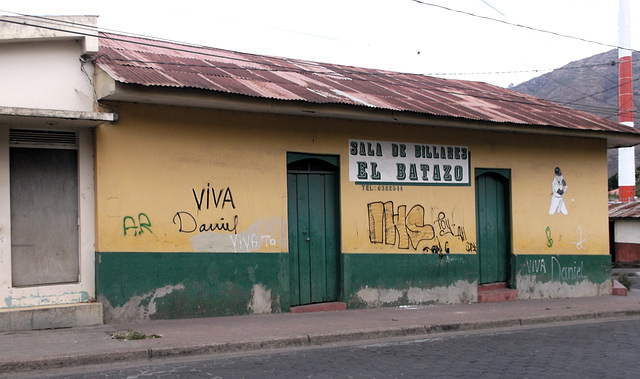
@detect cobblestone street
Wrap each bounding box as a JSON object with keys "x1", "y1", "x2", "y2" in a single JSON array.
[{"x1": 28, "y1": 317, "x2": 640, "y2": 378}]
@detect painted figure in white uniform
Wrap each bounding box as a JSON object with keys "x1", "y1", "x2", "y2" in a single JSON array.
[{"x1": 549, "y1": 167, "x2": 568, "y2": 215}]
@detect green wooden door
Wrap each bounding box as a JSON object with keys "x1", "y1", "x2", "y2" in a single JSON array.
[
  {"x1": 475, "y1": 170, "x2": 511, "y2": 285},
  {"x1": 287, "y1": 155, "x2": 340, "y2": 306}
]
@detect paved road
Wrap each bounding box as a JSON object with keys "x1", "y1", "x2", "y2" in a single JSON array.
[{"x1": 20, "y1": 317, "x2": 640, "y2": 378}]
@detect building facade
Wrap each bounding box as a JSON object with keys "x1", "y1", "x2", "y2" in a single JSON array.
[
  {"x1": 609, "y1": 201, "x2": 640, "y2": 263},
  {"x1": 93, "y1": 102, "x2": 615, "y2": 322},
  {"x1": 91, "y1": 32, "x2": 640, "y2": 322},
  {"x1": 0, "y1": 16, "x2": 112, "y2": 330},
  {"x1": 2, "y1": 18, "x2": 640, "y2": 327}
]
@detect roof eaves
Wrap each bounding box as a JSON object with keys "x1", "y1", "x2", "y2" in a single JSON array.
[{"x1": 95, "y1": 81, "x2": 640, "y2": 148}]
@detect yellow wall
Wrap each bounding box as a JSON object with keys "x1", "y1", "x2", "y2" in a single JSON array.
[
  {"x1": 470, "y1": 130, "x2": 607, "y2": 255},
  {"x1": 95, "y1": 103, "x2": 608, "y2": 256}
]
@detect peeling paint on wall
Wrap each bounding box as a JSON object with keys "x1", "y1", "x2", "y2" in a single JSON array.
[
  {"x1": 515, "y1": 254, "x2": 611, "y2": 299},
  {"x1": 351, "y1": 280, "x2": 476, "y2": 308},
  {"x1": 100, "y1": 283, "x2": 185, "y2": 323},
  {"x1": 516, "y1": 274, "x2": 611, "y2": 299},
  {"x1": 247, "y1": 284, "x2": 273, "y2": 314},
  {"x1": 356, "y1": 287, "x2": 404, "y2": 307},
  {"x1": 190, "y1": 216, "x2": 287, "y2": 253},
  {"x1": 407, "y1": 280, "x2": 477, "y2": 304}
]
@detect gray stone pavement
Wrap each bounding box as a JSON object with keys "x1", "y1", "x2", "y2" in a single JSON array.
[{"x1": 2, "y1": 290, "x2": 640, "y2": 375}]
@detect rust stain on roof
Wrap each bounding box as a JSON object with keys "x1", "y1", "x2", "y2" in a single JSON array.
[{"x1": 95, "y1": 32, "x2": 640, "y2": 136}]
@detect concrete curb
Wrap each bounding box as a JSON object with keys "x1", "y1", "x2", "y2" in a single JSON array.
[
  {"x1": 595, "y1": 309, "x2": 640, "y2": 319},
  {"x1": 0, "y1": 349, "x2": 150, "y2": 373},
  {"x1": 3, "y1": 309, "x2": 640, "y2": 374}
]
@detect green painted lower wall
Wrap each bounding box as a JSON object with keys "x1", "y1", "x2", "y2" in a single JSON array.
[
  {"x1": 343, "y1": 253, "x2": 479, "y2": 308},
  {"x1": 513, "y1": 254, "x2": 612, "y2": 299},
  {"x1": 96, "y1": 252, "x2": 612, "y2": 322},
  {"x1": 96, "y1": 252, "x2": 289, "y2": 322}
]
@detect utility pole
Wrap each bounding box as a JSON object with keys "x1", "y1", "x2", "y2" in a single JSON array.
[{"x1": 618, "y1": 0, "x2": 636, "y2": 202}]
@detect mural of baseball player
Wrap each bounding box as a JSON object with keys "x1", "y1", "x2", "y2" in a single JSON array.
[{"x1": 549, "y1": 167, "x2": 568, "y2": 215}]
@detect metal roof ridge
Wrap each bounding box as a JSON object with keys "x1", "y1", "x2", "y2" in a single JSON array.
[{"x1": 94, "y1": 32, "x2": 640, "y2": 143}]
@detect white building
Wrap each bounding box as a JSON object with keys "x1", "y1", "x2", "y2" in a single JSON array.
[{"x1": 0, "y1": 16, "x2": 114, "y2": 330}]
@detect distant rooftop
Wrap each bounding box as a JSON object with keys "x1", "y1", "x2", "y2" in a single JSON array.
[{"x1": 610, "y1": 200, "x2": 640, "y2": 218}]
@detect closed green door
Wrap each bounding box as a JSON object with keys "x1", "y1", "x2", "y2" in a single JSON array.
[
  {"x1": 287, "y1": 155, "x2": 340, "y2": 306},
  {"x1": 475, "y1": 170, "x2": 511, "y2": 284}
]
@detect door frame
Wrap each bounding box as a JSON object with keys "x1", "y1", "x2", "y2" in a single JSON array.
[
  {"x1": 475, "y1": 168, "x2": 512, "y2": 286},
  {"x1": 287, "y1": 152, "x2": 341, "y2": 306},
  {"x1": 0, "y1": 127, "x2": 96, "y2": 308}
]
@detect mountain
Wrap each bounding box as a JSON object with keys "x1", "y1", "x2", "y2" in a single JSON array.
[{"x1": 511, "y1": 49, "x2": 640, "y2": 178}]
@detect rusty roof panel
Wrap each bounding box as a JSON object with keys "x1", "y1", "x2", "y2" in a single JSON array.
[
  {"x1": 609, "y1": 201, "x2": 640, "y2": 218},
  {"x1": 95, "y1": 32, "x2": 640, "y2": 137}
]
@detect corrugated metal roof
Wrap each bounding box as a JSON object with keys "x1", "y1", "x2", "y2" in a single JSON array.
[
  {"x1": 95, "y1": 32, "x2": 640, "y2": 136},
  {"x1": 609, "y1": 201, "x2": 640, "y2": 218}
]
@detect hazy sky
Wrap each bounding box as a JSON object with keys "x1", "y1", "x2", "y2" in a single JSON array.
[{"x1": 2, "y1": 0, "x2": 637, "y2": 87}]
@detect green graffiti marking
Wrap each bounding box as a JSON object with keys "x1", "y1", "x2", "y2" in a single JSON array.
[
  {"x1": 545, "y1": 226, "x2": 553, "y2": 248},
  {"x1": 124, "y1": 213, "x2": 153, "y2": 236}
]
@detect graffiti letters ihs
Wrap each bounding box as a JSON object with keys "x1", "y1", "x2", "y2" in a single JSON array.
[{"x1": 368, "y1": 201, "x2": 471, "y2": 253}]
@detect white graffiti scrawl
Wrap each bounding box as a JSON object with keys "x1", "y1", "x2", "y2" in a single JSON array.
[{"x1": 190, "y1": 216, "x2": 287, "y2": 253}]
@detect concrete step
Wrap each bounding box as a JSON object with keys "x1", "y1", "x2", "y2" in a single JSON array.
[
  {"x1": 478, "y1": 283, "x2": 518, "y2": 303},
  {"x1": 478, "y1": 282, "x2": 507, "y2": 291},
  {"x1": 0, "y1": 302, "x2": 103, "y2": 332},
  {"x1": 613, "y1": 279, "x2": 628, "y2": 296},
  {"x1": 290, "y1": 302, "x2": 347, "y2": 314}
]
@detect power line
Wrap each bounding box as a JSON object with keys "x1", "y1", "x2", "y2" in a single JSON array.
[
  {"x1": 0, "y1": 14, "x2": 624, "y2": 85},
  {"x1": 480, "y1": 0, "x2": 505, "y2": 17},
  {"x1": 408, "y1": 1, "x2": 640, "y2": 117},
  {"x1": 2, "y1": 12, "x2": 639, "y2": 119},
  {"x1": 562, "y1": 77, "x2": 640, "y2": 106},
  {"x1": 424, "y1": 61, "x2": 619, "y2": 78},
  {"x1": 0, "y1": 10, "x2": 195, "y2": 46},
  {"x1": 0, "y1": 11, "x2": 631, "y2": 81},
  {"x1": 1, "y1": 9, "x2": 634, "y2": 78},
  {"x1": 0, "y1": 14, "x2": 530, "y2": 102},
  {"x1": 0, "y1": 14, "x2": 554, "y2": 93},
  {"x1": 411, "y1": 0, "x2": 637, "y2": 54}
]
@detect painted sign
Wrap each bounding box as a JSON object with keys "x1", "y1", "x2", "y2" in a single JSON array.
[{"x1": 349, "y1": 139, "x2": 470, "y2": 186}]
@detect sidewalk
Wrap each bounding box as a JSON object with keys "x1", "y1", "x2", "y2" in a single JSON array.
[{"x1": 2, "y1": 291, "x2": 640, "y2": 374}]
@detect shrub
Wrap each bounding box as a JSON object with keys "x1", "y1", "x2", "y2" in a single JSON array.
[{"x1": 617, "y1": 273, "x2": 636, "y2": 290}]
